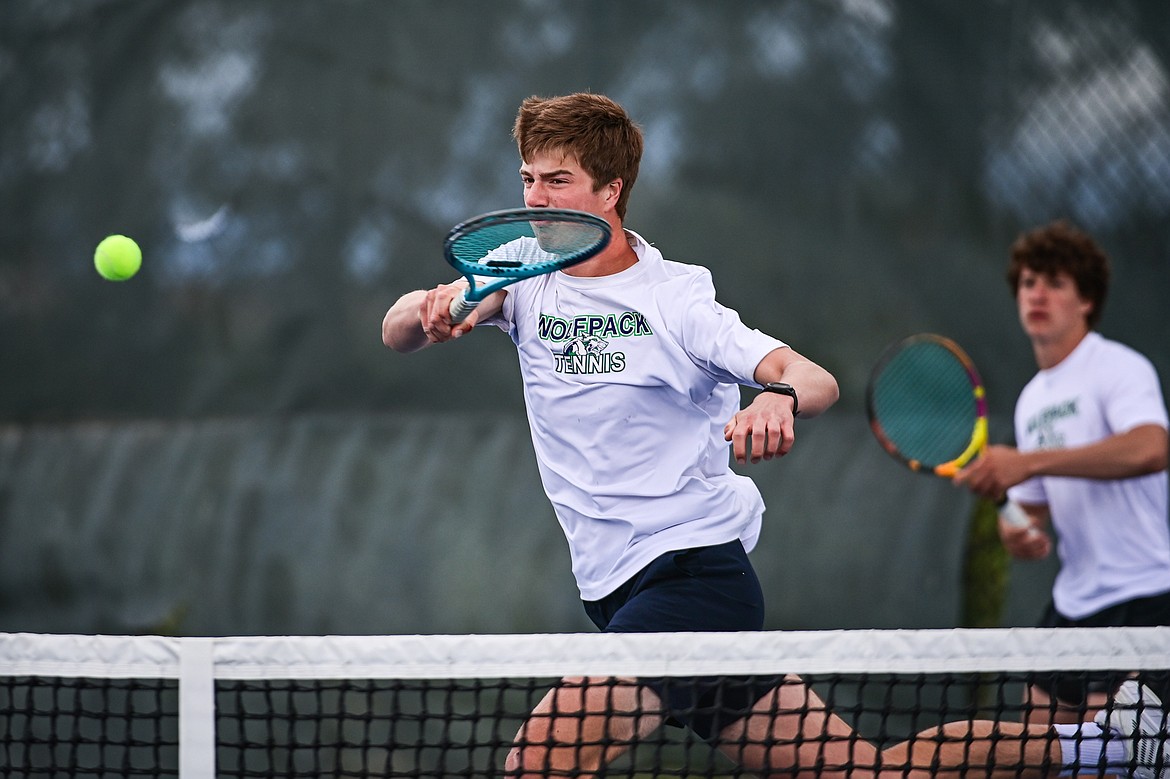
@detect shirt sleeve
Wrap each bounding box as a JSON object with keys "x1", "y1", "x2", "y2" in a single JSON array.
[
  {"x1": 673, "y1": 268, "x2": 787, "y2": 386},
  {"x1": 1100, "y1": 349, "x2": 1170, "y2": 433}
]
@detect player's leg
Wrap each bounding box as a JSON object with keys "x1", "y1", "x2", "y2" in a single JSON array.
[
  {"x1": 717, "y1": 678, "x2": 1167, "y2": 779},
  {"x1": 715, "y1": 674, "x2": 881, "y2": 779},
  {"x1": 878, "y1": 719, "x2": 1054, "y2": 779},
  {"x1": 503, "y1": 675, "x2": 664, "y2": 778},
  {"x1": 713, "y1": 678, "x2": 1064, "y2": 779},
  {"x1": 878, "y1": 680, "x2": 1168, "y2": 779},
  {"x1": 511, "y1": 540, "x2": 770, "y2": 776},
  {"x1": 617, "y1": 545, "x2": 881, "y2": 776},
  {"x1": 504, "y1": 545, "x2": 721, "y2": 777}
]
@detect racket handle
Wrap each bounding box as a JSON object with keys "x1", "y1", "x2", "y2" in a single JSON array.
[
  {"x1": 449, "y1": 293, "x2": 477, "y2": 324},
  {"x1": 998, "y1": 499, "x2": 1032, "y2": 529}
]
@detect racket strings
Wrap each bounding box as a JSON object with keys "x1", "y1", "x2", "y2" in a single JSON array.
[
  {"x1": 448, "y1": 219, "x2": 607, "y2": 275},
  {"x1": 869, "y1": 342, "x2": 980, "y2": 469}
]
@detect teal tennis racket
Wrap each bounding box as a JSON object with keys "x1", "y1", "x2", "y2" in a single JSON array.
[
  {"x1": 444, "y1": 208, "x2": 612, "y2": 324},
  {"x1": 866, "y1": 333, "x2": 1030, "y2": 527}
]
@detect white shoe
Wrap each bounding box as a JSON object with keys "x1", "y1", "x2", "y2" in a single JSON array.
[{"x1": 1094, "y1": 679, "x2": 1170, "y2": 779}]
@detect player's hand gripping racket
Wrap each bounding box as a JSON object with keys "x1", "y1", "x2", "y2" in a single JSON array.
[
  {"x1": 444, "y1": 208, "x2": 612, "y2": 324},
  {"x1": 865, "y1": 333, "x2": 1030, "y2": 528}
]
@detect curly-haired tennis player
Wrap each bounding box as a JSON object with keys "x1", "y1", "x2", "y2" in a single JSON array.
[{"x1": 954, "y1": 220, "x2": 1170, "y2": 727}]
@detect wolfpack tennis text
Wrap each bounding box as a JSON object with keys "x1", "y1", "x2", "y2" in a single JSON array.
[{"x1": 539, "y1": 312, "x2": 653, "y2": 375}]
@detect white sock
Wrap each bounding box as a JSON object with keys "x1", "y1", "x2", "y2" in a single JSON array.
[{"x1": 1055, "y1": 722, "x2": 1127, "y2": 776}]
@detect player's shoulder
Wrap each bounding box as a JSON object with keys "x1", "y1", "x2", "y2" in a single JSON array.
[
  {"x1": 627, "y1": 239, "x2": 709, "y2": 289},
  {"x1": 1086, "y1": 332, "x2": 1159, "y2": 374},
  {"x1": 648, "y1": 260, "x2": 720, "y2": 316},
  {"x1": 626, "y1": 230, "x2": 718, "y2": 300},
  {"x1": 658, "y1": 257, "x2": 713, "y2": 283}
]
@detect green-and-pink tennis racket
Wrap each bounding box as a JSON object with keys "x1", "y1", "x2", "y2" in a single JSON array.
[{"x1": 866, "y1": 333, "x2": 1029, "y2": 527}]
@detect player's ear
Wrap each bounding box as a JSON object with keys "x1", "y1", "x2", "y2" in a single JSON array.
[
  {"x1": 1078, "y1": 296, "x2": 1094, "y2": 322},
  {"x1": 604, "y1": 178, "x2": 622, "y2": 208}
]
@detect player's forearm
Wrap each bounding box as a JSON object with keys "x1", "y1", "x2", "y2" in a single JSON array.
[
  {"x1": 1021, "y1": 424, "x2": 1168, "y2": 480},
  {"x1": 382, "y1": 290, "x2": 431, "y2": 353},
  {"x1": 780, "y1": 362, "x2": 839, "y2": 418},
  {"x1": 753, "y1": 347, "x2": 840, "y2": 418}
]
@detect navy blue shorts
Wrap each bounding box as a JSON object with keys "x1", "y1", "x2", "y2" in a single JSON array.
[
  {"x1": 581, "y1": 540, "x2": 782, "y2": 740},
  {"x1": 1035, "y1": 589, "x2": 1170, "y2": 706}
]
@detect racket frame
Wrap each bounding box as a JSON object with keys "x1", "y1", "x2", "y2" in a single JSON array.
[
  {"x1": 866, "y1": 333, "x2": 988, "y2": 477},
  {"x1": 443, "y1": 208, "x2": 612, "y2": 323}
]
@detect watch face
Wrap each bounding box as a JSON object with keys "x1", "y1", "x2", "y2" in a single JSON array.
[{"x1": 763, "y1": 383, "x2": 798, "y2": 414}]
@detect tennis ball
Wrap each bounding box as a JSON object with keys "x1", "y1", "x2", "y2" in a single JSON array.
[{"x1": 94, "y1": 235, "x2": 142, "y2": 281}]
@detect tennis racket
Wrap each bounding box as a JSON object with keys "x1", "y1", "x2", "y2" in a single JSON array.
[
  {"x1": 865, "y1": 333, "x2": 1030, "y2": 528},
  {"x1": 444, "y1": 208, "x2": 612, "y2": 324}
]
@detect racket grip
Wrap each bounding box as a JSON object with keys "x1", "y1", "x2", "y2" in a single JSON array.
[
  {"x1": 998, "y1": 499, "x2": 1031, "y2": 529},
  {"x1": 449, "y1": 293, "x2": 477, "y2": 324}
]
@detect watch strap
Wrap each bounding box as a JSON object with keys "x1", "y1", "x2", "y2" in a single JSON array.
[{"x1": 761, "y1": 382, "x2": 799, "y2": 417}]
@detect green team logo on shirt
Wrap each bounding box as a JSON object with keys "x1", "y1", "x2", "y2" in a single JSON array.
[
  {"x1": 1025, "y1": 398, "x2": 1076, "y2": 449},
  {"x1": 538, "y1": 312, "x2": 654, "y2": 375}
]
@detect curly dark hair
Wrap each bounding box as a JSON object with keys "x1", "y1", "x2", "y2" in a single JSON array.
[{"x1": 1006, "y1": 220, "x2": 1111, "y2": 329}]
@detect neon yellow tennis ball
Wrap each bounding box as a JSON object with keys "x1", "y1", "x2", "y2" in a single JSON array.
[{"x1": 94, "y1": 235, "x2": 142, "y2": 281}]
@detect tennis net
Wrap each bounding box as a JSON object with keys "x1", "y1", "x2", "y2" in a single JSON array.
[{"x1": 1, "y1": 628, "x2": 1167, "y2": 778}]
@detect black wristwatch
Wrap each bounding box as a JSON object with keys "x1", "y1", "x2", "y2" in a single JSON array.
[{"x1": 761, "y1": 382, "x2": 799, "y2": 417}]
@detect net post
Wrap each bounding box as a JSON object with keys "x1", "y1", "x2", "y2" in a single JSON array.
[{"x1": 179, "y1": 637, "x2": 216, "y2": 779}]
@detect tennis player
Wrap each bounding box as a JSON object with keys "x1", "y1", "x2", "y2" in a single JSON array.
[
  {"x1": 954, "y1": 220, "x2": 1170, "y2": 725},
  {"x1": 382, "y1": 94, "x2": 1167, "y2": 778}
]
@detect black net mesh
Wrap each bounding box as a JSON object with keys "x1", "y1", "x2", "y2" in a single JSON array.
[{"x1": 2, "y1": 631, "x2": 1167, "y2": 778}]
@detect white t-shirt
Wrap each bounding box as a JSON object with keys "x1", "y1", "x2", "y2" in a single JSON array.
[
  {"x1": 1007, "y1": 331, "x2": 1170, "y2": 618},
  {"x1": 482, "y1": 231, "x2": 787, "y2": 600}
]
